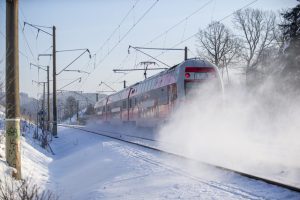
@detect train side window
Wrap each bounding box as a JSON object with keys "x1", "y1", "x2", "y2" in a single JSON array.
[
  {"x1": 144, "y1": 83, "x2": 147, "y2": 92},
  {"x1": 129, "y1": 99, "x2": 132, "y2": 108},
  {"x1": 141, "y1": 83, "x2": 145, "y2": 93},
  {"x1": 171, "y1": 84, "x2": 177, "y2": 101},
  {"x1": 144, "y1": 82, "x2": 147, "y2": 92},
  {"x1": 142, "y1": 83, "x2": 145, "y2": 93},
  {"x1": 145, "y1": 81, "x2": 149, "y2": 92},
  {"x1": 153, "y1": 79, "x2": 157, "y2": 89},
  {"x1": 122, "y1": 101, "x2": 127, "y2": 109},
  {"x1": 146, "y1": 80, "x2": 150, "y2": 91},
  {"x1": 150, "y1": 79, "x2": 155, "y2": 91},
  {"x1": 158, "y1": 86, "x2": 169, "y2": 105},
  {"x1": 148, "y1": 80, "x2": 152, "y2": 91}
]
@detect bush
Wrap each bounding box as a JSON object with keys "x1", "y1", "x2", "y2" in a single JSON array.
[{"x1": 0, "y1": 178, "x2": 58, "y2": 200}]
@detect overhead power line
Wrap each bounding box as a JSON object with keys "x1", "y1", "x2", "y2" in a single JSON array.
[
  {"x1": 79, "y1": 0, "x2": 160, "y2": 89},
  {"x1": 154, "y1": 0, "x2": 259, "y2": 59},
  {"x1": 94, "y1": 0, "x2": 160, "y2": 69},
  {"x1": 94, "y1": 0, "x2": 141, "y2": 55},
  {"x1": 0, "y1": 19, "x2": 35, "y2": 67},
  {"x1": 109, "y1": 0, "x2": 259, "y2": 87},
  {"x1": 107, "y1": 0, "x2": 213, "y2": 84},
  {"x1": 144, "y1": 0, "x2": 213, "y2": 46},
  {"x1": 21, "y1": 23, "x2": 36, "y2": 60}
]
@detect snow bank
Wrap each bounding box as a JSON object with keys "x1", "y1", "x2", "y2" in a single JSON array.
[{"x1": 0, "y1": 122, "x2": 52, "y2": 192}]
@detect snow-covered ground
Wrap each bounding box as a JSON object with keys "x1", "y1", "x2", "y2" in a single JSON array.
[
  {"x1": 75, "y1": 120, "x2": 300, "y2": 189},
  {"x1": 1, "y1": 123, "x2": 300, "y2": 199}
]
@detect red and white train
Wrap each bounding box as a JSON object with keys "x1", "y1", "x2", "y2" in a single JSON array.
[{"x1": 94, "y1": 58, "x2": 223, "y2": 127}]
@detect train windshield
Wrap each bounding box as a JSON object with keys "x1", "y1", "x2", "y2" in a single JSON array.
[{"x1": 184, "y1": 67, "x2": 218, "y2": 96}]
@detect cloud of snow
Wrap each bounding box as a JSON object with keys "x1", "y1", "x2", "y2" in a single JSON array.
[{"x1": 158, "y1": 77, "x2": 300, "y2": 186}]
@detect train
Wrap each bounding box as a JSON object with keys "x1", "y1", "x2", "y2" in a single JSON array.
[{"x1": 94, "y1": 58, "x2": 223, "y2": 127}]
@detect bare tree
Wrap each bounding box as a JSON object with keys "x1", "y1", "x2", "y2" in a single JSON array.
[
  {"x1": 233, "y1": 8, "x2": 277, "y2": 83},
  {"x1": 196, "y1": 21, "x2": 241, "y2": 82},
  {"x1": 64, "y1": 96, "x2": 77, "y2": 121}
]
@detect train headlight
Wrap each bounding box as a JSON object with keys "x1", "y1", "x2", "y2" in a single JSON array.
[{"x1": 185, "y1": 73, "x2": 191, "y2": 79}]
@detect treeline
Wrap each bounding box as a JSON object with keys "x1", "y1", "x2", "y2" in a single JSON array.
[{"x1": 196, "y1": 1, "x2": 300, "y2": 91}]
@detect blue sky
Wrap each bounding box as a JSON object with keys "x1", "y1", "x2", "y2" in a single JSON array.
[{"x1": 0, "y1": 0, "x2": 298, "y2": 98}]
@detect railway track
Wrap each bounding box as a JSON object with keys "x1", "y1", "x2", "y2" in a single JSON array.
[{"x1": 59, "y1": 124, "x2": 300, "y2": 194}]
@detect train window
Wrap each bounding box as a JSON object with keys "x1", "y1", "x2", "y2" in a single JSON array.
[
  {"x1": 144, "y1": 82, "x2": 147, "y2": 92},
  {"x1": 148, "y1": 81, "x2": 152, "y2": 91},
  {"x1": 144, "y1": 82, "x2": 148, "y2": 92},
  {"x1": 122, "y1": 101, "x2": 127, "y2": 109},
  {"x1": 146, "y1": 80, "x2": 150, "y2": 91},
  {"x1": 141, "y1": 83, "x2": 145, "y2": 93},
  {"x1": 129, "y1": 99, "x2": 132, "y2": 108},
  {"x1": 145, "y1": 81, "x2": 149, "y2": 92},
  {"x1": 185, "y1": 82, "x2": 207, "y2": 96},
  {"x1": 147, "y1": 80, "x2": 151, "y2": 91},
  {"x1": 152, "y1": 79, "x2": 157, "y2": 89},
  {"x1": 150, "y1": 79, "x2": 155, "y2": 91},
  {"x1": 158, "y1": 86, "x2": 169, "y2": 105},
  {"x1": 170, "y1": 84, "x2": 177, "y2": 101},
  {"x1": 148, "y1": 80, "x2": 152, "y2": 91}
]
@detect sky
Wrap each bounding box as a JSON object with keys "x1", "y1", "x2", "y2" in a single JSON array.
[{"x1": 0, "y1": 0, "x2": 298, "y2": 98}]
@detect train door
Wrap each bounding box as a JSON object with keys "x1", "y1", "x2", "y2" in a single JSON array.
[
  {"x1": 169, "y1": 84, "x2": 177, "y2": 111},
  {"x1": 127, "y1": 88, "x2": 133, "y2": 121}
]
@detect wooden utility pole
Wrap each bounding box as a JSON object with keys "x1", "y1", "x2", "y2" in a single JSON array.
[
  {"x1": 5, "y1": 0, "x2": 21, "y2": 179},
  {"x1": 52, "y1": 26, "x2": 58, "y2": 137}
]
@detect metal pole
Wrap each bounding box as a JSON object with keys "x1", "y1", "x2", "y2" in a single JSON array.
[
  {"x1": 47, "y1": 66, "x2": 50, "y2": 131},
  {"x1": 184, "y1": 46, "x2": 188, "y2": 60},
  {"x1": 123, "y1": 80, "x2": 126, "y2": 89},
  {"x1": 76, "y1": 100, "x2": 79, "y2": 121},
  {"x1": 35, "y1": 112, "x2": 38, "y2": 139},
  {"x1": 5, "y1": 0, "x2": 21, "y2": 179},
  {"x1": 42, "y1": 82, "x2": 46, "y2": 132},
  {"x1": 52, "y1": 26, "x2": 58, "y2": 137}
]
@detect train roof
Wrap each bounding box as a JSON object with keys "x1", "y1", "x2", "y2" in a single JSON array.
[{"x1": 127, "y1": 58, "x2": 215, "y2": 86}]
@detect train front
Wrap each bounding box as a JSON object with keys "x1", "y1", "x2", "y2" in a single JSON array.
[{"x1": 176, "y1": 59, "x2": 223, "y2": 100}]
